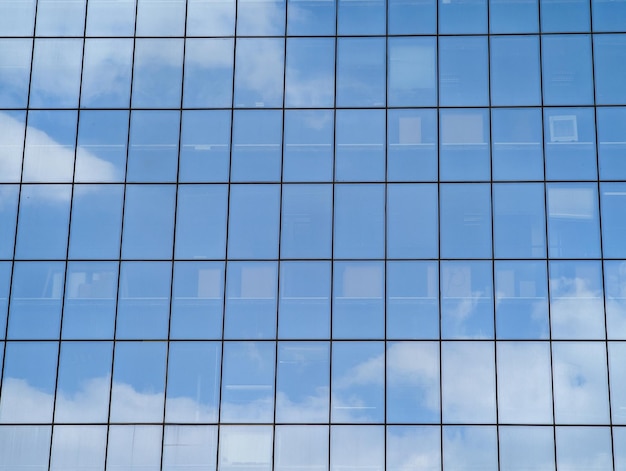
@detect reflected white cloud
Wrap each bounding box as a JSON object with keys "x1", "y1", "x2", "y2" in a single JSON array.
[{"x1": 550, "y1": 275, "x2": 605, "y2": 339}]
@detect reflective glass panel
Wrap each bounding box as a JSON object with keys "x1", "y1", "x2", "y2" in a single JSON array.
[
  {"x1": 0, "y1": 39, "x2": 31, "y2": 108},
  {"x1": 387, "y1": 426, "x2": 441, "y2": 471},
  {"x1": 337, "y1": 0, "x2": 385, "y2": 34},
  {"x1": 601, "y1": 183, "x2": 626, "y2": 258},
  {"x1": 218, "y1": 426, "x2": 273, "y2": 471},
  {"x1": 388, "y1": 37, "x2": 437, "y2": 107},
  {"x1": 285, "y1": 38, "x2": 335, "y2": 108},
  {"x1": 0, "y1": 111, "x2": 25, "y2": 183},
  {"x1": 0, "y1": 426, "x2": 51, "y2": 471},
  {"x1": 555, "y1": 427, "x2": 613, "y2": 471},
  {"x1": 330, "y1": 426, "x2": 384, "y2": 471},
  {"x1": 609, "y1": 342, "x2": 626, "y2": 424},
  {"x1": 0, "y1": 0, "x2": 36, "y2": 35},
  {"x1": 136, "y1": 0, "x2": 185, "y2": 36},
  {"x1": 36, "y1": 0, "x2": 86, "y2": 36},
  {"x1": 489, "y1": 0, "x2": 538, "y2": 33},
  {"x1": 597, "y1": 107, "x2": 626, "y2": 180},
  {"x1": 0, "y1": 262, "x2": 11, "y2": 337},
  {"x1": 490, "y1": 36, "x2": 541, "y2": 106},
  {"x1": 132, "y1": 39, "x2": 184, "y2": 108},
  {"x1": 388, "y1": 0, "x2": 436, "y2": 34},
  {"x1": 541, "y1": 0, "x2": 590, "y2": 32},
  {"x1": 439, "y1": 0, "x2": 487, "y2": 33},
  {"x1": 336, "y1": 38, "x2": 386, "y2": 107},
  {"x1": 592, "y1": 0, "x2": 626, "y2": 31},
  {"x1": 0, "y1": 185, "x2": 18, "y2": 258},
  {"x1": 594, "y1": 35, "x2": 626, "y2": 104},
  {"x1": 234, "y1": 38, "x2": 284, "y2": 108},
  {"x1": 439, "y1": 36, "x2": 489, "y2": 107},
  {"x1": 86, "y1": 0, "x2": 135, "y2": 35},
  {"x1": 184, "y1": 39, "x2": 234, "y2": 109},
  {"x1": 107, "y1": 425, "x2": 162, "y2": 471},
  {"x1": 81, "y1": 39, "x2": 133, "y2": 108},
  {"x1": 499, "y1": 426, "x2": 555, "y2": 471},
  {"x1": 187, "y1": 0, "x2": 235, "y2": 36},
  {"x1": 237, "y1": 0, "x2": 285, "y2": 35},
  {"x1": 336, "y1": 109, "x2": 385, "y2": 182},
  {"x1": 605, "y1": 260, "x2": 626, "y2": 339},
  {"x1": 275, "y1": 426, "x2": 329, "y2": 471},
  {"x1": 443, "y1": 426, "x2": 498, "y2": 470},
  {"x1": 163, "y1": 426, "x2": 218, "y2": 471},
  {"x1": 50, "y1": 425, "x2": 107, "y2": 471},
  {"x1": 287, "y1": 0, "x2": 336, "y2": 35}
]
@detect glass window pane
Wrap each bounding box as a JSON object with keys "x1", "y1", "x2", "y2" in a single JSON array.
[
  {"x1": 334, "y1": 184, "x2": 385, "y2": 259},
  {"x1": 542, "y1": 35, "x2": 594, "y2": 105},
  {"x1": 165, "y1": 342, "x2": 221, "y2": 423},
  {"x1": 0, "y1": 262, "x2": 11, "y2": 338},
  {"x1": 387, "y1": 342, "x2": 439, "y2": 423},
  {"x1": 442, "y1": 342, "x2": 496, "y2": 423},
  {"x1": 234, "y1": 38, "x2": 284, "y2": 108},
  {"x1": 283, "y1": 110, "x2": 334, "y2": 182},
  {"x1": 231, "y1": 110, "x2": 282, "y2": 182},
  {"x1": 0, "y1": 342, "x2": 58, "y2": 423},
  {"x1": 69, "y1": 185, "x2": 124, "y2": 260},
  {"x1": 550, "y1": 260, "x2": 605, "y2": 340},
  {"x1": 110, "y1": 342, "x2": 167, "y2": 423},
  {"x1": 136, "y1": 0, "x2": 185, "y2": 36},
  {"x1": 279, "y1": 261, "x2": 331, "y2": 339},
  {"x1": 275, "y1": 426, "x2": 329, "y2": 471},
  {"x1": 439, "y1": 0, "x2": 487, "y2": 33},
  {"x1": 36, "y1": 0, "x2": 85, "y2": 36},
  {"x1": 62, "y1": 261, "x2": 118, "y2": 339},
  {"x1": 121, "y1": 185, "x2": 176, "y2": 259},
  {"x1": 555, "y1": 427, "x2": 613, "y2": 471},
  {"x1": 30, "y1": 38, "x2": 83, "y2": 108},
  {"x1": 489, "y1": 0, "x2": 538, "y2": 33},
  {"x1": 547, "y1": 183, "x2": 601, "y2": 258},
  {"x1": 337, "y1": 0, "x2": 385, "y2": 34},
  {"x1": 54, "y1": 342, "x2": 112, "y2": 423},
  {"x1": 0, "y1": 185, "x2": 18, "y2": 258},
  {"x1": 602, "y1": 183, "x2": 626, "y2": 258},
  {"x1": 107, "y1": 426, "x2": 162, "y2": 471},
  {"x1": 225, "y1": 261, "x2": 277, "y2": 339},
  {"x1": 499, "y1": 426, "x2": 554, "y2": 471},
  {"x1": 276, "y1": 342, "x2": 330, "y2": 423},
  {"x1": 0, "y1": 111, "x2": 26, "y2": 183},
  {"x1": 333, "y1": 262, "x2": 384, "y2": 339},
  {"x1": 0, "y1": 0, "x2": 36, "y2": 35},
  {"x1": 228, "y1": 185, "x2": 280, "y2": 259},
  {"x1": 552, "y1": 342, "x2": 610, "y2": 424},
  {"x1": 440, "y1": 108, "x2": 490, "y2": 181},
  {"x1": 184, "y1": 39, "x2": 234, "y2": 109},
  {"x1": 287, "y1": 0, "x2": 335, "y2": 35},
  {"x1": 490, "y1": 36, "x2": 540, "y2": 106},
  {"x1": 497, "y1": 342, "x2": 553, "y2": 424},
  {"x1": 592, "y1": 0, "x2": 626, "y2": 31},
  {"x1": 331, "y1": 342, "x2": 384, "y2": 423},
  {"x1": 180, "y1": 110, "x2": 231, "y2": 183},
  {"x1": 50, "y1": 425, "x2": 107, "y2": 471},
  {"x1": 443, "y1": 426, "x2": 498, "y2": 471},
  {"x1": 171, "y1": 262, "x2": 224, "y2": 339},
  {"x1": 86, "y1": 0, "x2": 135, "y2": 35},
  {"x1": 493, "y1": 183, "x2": 546, "y2": 258},
  {"x1": 281, "y1": 185, "x2": 332, "y2": 259},
  {"x1": 218, "y1": 426, "x2": 273, "y2": 471},
  {"x1": 495, "y1": 260, "x2": 549, "y2": 340},
  {"x1": 388, "y1": 37, "x2": 436, "y2": 107},
  {"x1": 187, "y1": 0, "x2": 235, "y2": 35},
  {"x1": 388, "y1": 109, "x2": 438, "y2": 182},
  {"x1": 609, "y1": 342, "x2": 626, "y2": 424},
  {"x1": 285, "y1": 38, "x2": 334, "y2": 108},
  {"x1": 594, "y1": 35, "x2": 626, "y2": 104},
  {"x1": 541, "y1": 0, "x2": 590, "y2": 32},
  {"x1": 117, "y1": 262, "x2": 171, "y2": 339},
  {"x1": 336, "y1": 38, "x2": 385, "y2": 107},
  {"x1": 598, "y1": 107, "x2": 626, "y2": 180},
  {"x1": 8, "y1": 262, "x2": 64, "y2": 339},
  {"x1": 0, "y1": 426, "x2": 51, "y2": 471},
  {"x1": 440, "y1": 184, "x2": 492, "y2": 258},
  {"x1": 439, "y1": 36, "x2": 489, "y2": 107},
  {"x1": 387, "y1": 426, "x2": 440, "y2": 471},
  {"x1": 0, "y1": 39, "x2": 32, "y2": 108},
  {"x1": 132, "y1": 39, "x2": 184, "y2": 108},
  {"x1": 221, "y1": 343, "x2": 275, "y2": 423},
  {"x1": 163, "y1": 426, "x2": 218, "y2": 471},
  {"x1": 237, "y1": 0, "x2": 285, "y2": 35},
  {"x1": 389, "y1": 0, "x2": 436, "y2": 34},
  {"x1": 491, "y1": 108, "x2": 544, "y2": 181},
  {"x1": 331, "y1": 426, "x2": 384, "y2": 471},
  {"x1": 605, "y1": 260, "x2": 626, "y2": 339}
]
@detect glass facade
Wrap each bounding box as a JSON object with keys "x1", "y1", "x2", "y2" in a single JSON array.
[{"x1": 1, "y1": 0, "x2": 626, "y2": 469}]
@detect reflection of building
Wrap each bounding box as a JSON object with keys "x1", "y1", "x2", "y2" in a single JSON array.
[{"x1": 1, "y1": 0, "x2": 626, "y2": 469}]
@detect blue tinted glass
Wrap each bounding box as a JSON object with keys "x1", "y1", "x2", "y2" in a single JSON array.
[
  {"x1": 489, "y1": 0, "x2": 538, "y2": 33},
  {"x1": 541, "y1": 0, "x2": 590, "y2": 32},
  {"x1": 69, "y1": 185, "x2": 124, "y2": 260},
  {"x1": 387, "y1": 342, "x2": 440, "y2": 423},
  {"x1": 54, "y1": 342, "x2": 112, "y2": 423},
  {"x1": 275, "y1": 426, "x2": 329, "y2": 470},
  {"x1": 30, "y1": 39, "x2": 83, "y2": 108},
  {"x1": 440, "y1": 184, "x2": 492, "y2": 258},
  {"x1": 180, "y1": 110, "x2": 231, "y2": 183},
  {"x1": 387, "y1": 109, "x2": 438, "y2": 182},
  {"x1": 221, "y1": 342, "x2": 275, "y2": 423},
  {"x1": 110, "y1": 342, "x2": 167, "y2": 423},
  {"x1": 335, "y1": 109, "x2": 385, "y2": 181},
  {"x1": 387, "y1": 184, "x2": 438, "y2": 258},
  {"x1": 441, "y1": 261, "x2": 493, "y2": 339},
  {"x1": 0, "y1": 0, "x2": 36, "y2": 35},
  {"x1": 165, "y1": 342, "x2": 221, "y2": 423},
  {"x1": 602, "y1": 183, "x2": 626, "y2": 258},
  {"x1": 334, "y1": 184, "x2": 385, "y2": 259},
  {"x1": 440, "y1": 108, "x2": 490, "y2": 181},
  {"x1": 547, "y1": 183, "x2": 601, "y2": 258},
  {"x1": 234, "y1": 38, "x2": 284, "y2": 108},
  {"x1": 542, "y1": 35, "x2": 594, "y2": 105},
  {"x1": 388, "y1": 0, "x2": 436, "y2": 34},
  {"x1": 15, "y1": 185, "x2": 71, "y2": 259},
  {"x1": 331, "y1": 426, "x2": 384, "y2": 469},
  {"x1": 50, "y1": 425, "x2": 107, "y2": 470},
  {"x1": 8, "y1": 261, "x2": 64, "y2": 339},
  {"x1": 81, "y1": 39, "x2": 133, "y2": 108},
  {"x1": 228, "y1": 185, "x2": 280, "y2": 259},
  {"x1": 231, "y1": 110, "x2": 282, "y2": 182},
  {"x1": 225, "y1": 261, "x2": 277, "y2": 339},
  {"x1": 499, "y1": 426, "x2": 554, "y2": 471},
  {"x1": 281, "y1": 184, "x2": 332, "y2": 259},
  {"x1": 439, "y1": 0, "x2": 487, "y2": 33},
  {"x1": 495, "y1": 261, "x2": 549, "y2": 339},
  {"x1": 0, "y1": 426, "x2": 50, "y2": 471},
  {"x1": 184, "y1": 39, "x2": 234, "y2": 109},
  {"x1": 0, "y1": 111, "x2": 25, "y2": 183},
  {"x1": 490, "y1": 36, "x2": 541, "y2": 106},
  {"x1": 107, "y1": 425, "x2": 162, "y2": 470},
  {"x1": 388, "y1": 37, "x2": 437, "y2": 107},
  {"x1": 279, "y1": 261, "x2": 331, "y2": 339},
  {"x1": 86, "y1": 0, "x2": 135, "y2": 35},
  {"x1": 493, "y1": 183, "x2": 546, "y2": 258},
  {"x1": 171, "y1": 262, "x2": 224, "y2": 339},
  {"x1": 387, "y1": 426, "x2": 441, "y2": 471},
  {"x1": 136, "y1": 0, "x2": 185, "y2": 36},
  {"x1": 544, "y1": 107, "x2": 597, "y2": 180},
  {"x1": 0, "y1": 185, "x2": 18, "y2": 258},
  {"x1": 387, "y1": 261, "x2": 439, "y2": 340},
  {"x1": 0, "y1": 262, "x2": 11, "y2": 338},
  {"x1": 556, "y1": 427, "x2": 612, "y2": 471},
  {"x1": 62, "y1": 261, "x2": 118, "y2": 339},
  {"x1": 609, "y1": 343, "x2": 626, "y2": 423},
  {"x1": 187, "y1": 0, "x2": 235, "y2": 35},
  {"x1": 0, "y1": 39, "x2": 31, "y2": 107},
  {"x1": 175, "y1": 185, "x2": 228, "y2": 260},
  {"x1": 439, "y1": 36, "x2": 489, "y2": 106},
  {"x1": 163, "y1": 426, "x2": 218, "y2": 470},
  {"x1": 36, "y1": 0, "x2": 86, "y2": 35},
  {"x1": 333, "y1": 261, "x2": 384, "y2": 339},
  {"x1": 604, "y1": 261, "x2": 626, "y2": 339},
  {"x1": 288, "y1": 0, "x2": 336, "y2": 35},
  {"x1": 338, "y1": 0, "x2": 385, "y2": 35},
  {"x1": 219, "y1": 426, "x2": 273, "y2": 470},
  {"x1": 121, "y1": 185, "x2": 176, "y2": 260},
  {"x1": 285, "y1": 38, "x2": 335, "y2": 108},
  {"x1": 117, "y1": 262, "x2": 171, "y2": 339},
  {"x1": 593, "y1": 0, "x2": 626, "y2": 31},
  {"x1": 76, "y1": 110, "x2": 128, "y2": 182},
  {"x1": 491, "y1": 108, "x2": 544, "y2": 181},
  {"x1": 237, "y1": 0, "x2": 285, "y2": 35},
  {"x1": 336, "y1": 38, "x2": 386, "y2": 107},
  {"x1": 597, "y1": 107, "x2": 626, "y2": 180},
  {"x1": 332, "y1": 342, "x2": 384, "y2": 422},
  {"x1": 594, "y1": 35, "x2": 626, "y2": 105},
  {"x1": 132, "y1": 39, "x2": 184, "y2": 108}
]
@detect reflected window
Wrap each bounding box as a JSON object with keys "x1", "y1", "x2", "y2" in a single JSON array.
[
  {"x1": 388, "y1": 37, "x2": 437, "y2": 107},
  {"x1": 595, "y1": 35, "x2": 626, "y2": 104},
  {"x1": 490, "y1": 36, "x2": 541, "y2": 106},
  {"x1": 163, "y1": 426, "x2": 218, "y2": 471},
  {"x1": 597, "y1": 107, "x2": 626, "y2": 180},
  {"x1": 335, "y1": 109, "x2": 385, "y2": 181},
  {"x1": 489, "y1": 0, "x2": 538, "y2": 33},
  {"x1": 440, "y1": 109, "x2": 490, "y2": 181},
  {"x1": 336, "y1": 37, "x2": 385, "y2": 107},
  {"x1": 439, "y1": 0, "x2": 487, "y2": 33},
  {"x1": 439, "y1": 36, "x2": 489, "y2": 106}
]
